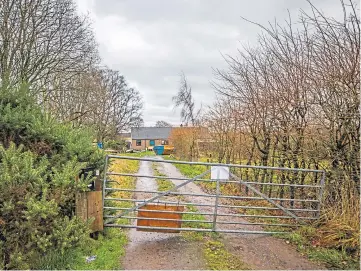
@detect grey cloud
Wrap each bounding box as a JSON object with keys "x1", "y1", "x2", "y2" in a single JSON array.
[{"x1": 76, "y1": 0, "x2": 344, "y2": 126}]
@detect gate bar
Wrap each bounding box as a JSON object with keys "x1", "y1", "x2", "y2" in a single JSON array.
[
  {"x1": 105, "y1": 224, "x2": 285, "y2": 234},
  {"x1": 103, "y1": 198, "x2": 318, "y2": 212},
  {"x1": 106, "y1": 172, "x2": 322, "y2": 188},
  {"x1": 103, "y1": 207, "x2": 317, "y2": 220},
  {"x1": 317, "y1": 171, "x2": 326, "y2": 218},
  {"x1": 107, "y1": 155, "x2": 324, "y2": 173},
  {"x1": 103, "y1": 215, "x2": 299, "y2": 227},
  {"x1": 104, "y1": 189, "x2": 320, "y2": 203},
  {"x1": 102, "y1": 155, "x2": 110, "y2": 209},
  {"x1": 212, "y1": 171, "x2": 220, "y2": 231},
  {"x1": 229, "y1": 172, "x2": 300, "y2": 220}
]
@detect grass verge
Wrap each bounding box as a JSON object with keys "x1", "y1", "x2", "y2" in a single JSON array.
[
  {"x1": 273, "y1": 226, "x2": 360, "y2": 270},
  {"x1": 181, "y1": 204, "x2": 213, "y2": 241},
  {"x1": 35, "y1": 227, "x2": 128, "y2": 270}
]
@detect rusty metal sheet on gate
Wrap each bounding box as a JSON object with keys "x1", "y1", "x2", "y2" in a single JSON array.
[{"x1": 137, "y1": 204, "x2": 184, "y2": 233}]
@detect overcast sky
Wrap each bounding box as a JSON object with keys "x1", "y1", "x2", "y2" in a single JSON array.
[{"x1": 75, "y1": 0, "x2": 343, "y2": 127}]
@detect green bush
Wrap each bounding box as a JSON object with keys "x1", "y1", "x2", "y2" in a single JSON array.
[
  {"x1": 104, "y1": 139, "x2": 126, "y2": 151},
  {"x1": 0, "y1": 87, "x2": 103, "y2": 169},
  {"x1": 0, "y1": 86, "x2": 104, "y2": 269}
]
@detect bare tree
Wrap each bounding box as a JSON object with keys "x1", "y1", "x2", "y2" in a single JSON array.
[
  {"x1": 47, "y1": 67, "x2": 143, "y2": 141},
  {"x1": 0, "y1": 0, "x2": 99, "y2": 97},
  {"x1": 172, "y1": 72, "x2": 202, "y2": 160},
  {"x1": 203, "y1": 96, "x2": 242, "y2": 163},
  {"x1": 155, "y1": 120, "x2": 172, "y2": 127},
  {"x1": 0, "y1": 0, "x2": 143, "y2": 142},
  {"x1": 172, "y1": 72, "x2": 201, "y2": 126},
  {"x1": 211, "y1": 0, "x2": 359, "y2": 213},
  {"x1": 86, "y1": 68, "x2": 143, "y2": 141}
]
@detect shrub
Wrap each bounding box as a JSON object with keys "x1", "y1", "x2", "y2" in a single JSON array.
[
  {"x1": 104, "y1": 139, "x2": 126, "y2": 151},
  {"x1": 0, "y1": 86, "x2": 104, "y2": 268}
]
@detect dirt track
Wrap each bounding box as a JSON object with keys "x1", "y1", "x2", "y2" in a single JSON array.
[
  {"x1": 122, "y1": 157, "x2": 325, "y2": 270},
  {"x1": 122, "y1": 157, "x2": 206, "y2": 270}
]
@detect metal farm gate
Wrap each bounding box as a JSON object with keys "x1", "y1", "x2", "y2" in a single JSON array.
[{"x1": 102, "y1": 155, "x2": 325, "y2": 235}]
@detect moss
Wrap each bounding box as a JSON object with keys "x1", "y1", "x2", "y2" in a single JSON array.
[{"x1": 204, "y1": 240, "x2": 251, "y2": 270}]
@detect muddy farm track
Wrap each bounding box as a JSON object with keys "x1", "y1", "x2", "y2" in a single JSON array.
[{"x1": 121, "y1": 157, "x2": 325, "y2": 270}]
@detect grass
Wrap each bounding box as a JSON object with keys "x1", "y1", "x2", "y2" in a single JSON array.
[
  {"x1": 120, "y1": 150, "x2": 155, "y2": 158},
  {"x1": 173, "y1": 163, "x2": 208, "y2": 179},
  {"x1": 181, "y1": 204, "x2": 213, "y2": 241},
  {"x1": 306, "y1": 248, "x2": 359, "y2": 270},
  {"x1": 164, "y1": 156, "x2": 216, "y2": 192},
  {"x1": 35, "y1": 228, "x2": 128, "y2": 270},
  {"x1": 35, "y1": 157, "x2": 141, "y2": 270},
  {"x1": 182, "y1": 205, "x2": 212, "y2": 229},
  {"x1": 152, "y1": 163, "x2": 175, "y2": 191}
]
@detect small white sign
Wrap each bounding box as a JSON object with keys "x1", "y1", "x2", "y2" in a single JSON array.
[{"x1": 211, "y1": 166, "x2": 230, "y2": 180}]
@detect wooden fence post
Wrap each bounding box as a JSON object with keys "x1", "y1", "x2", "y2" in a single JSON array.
[{"x1": 76, "y1": 191, "x2": 103, "y2": 233}]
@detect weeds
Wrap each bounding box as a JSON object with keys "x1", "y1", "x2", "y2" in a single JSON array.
[
  {"x1": 306, "y1": 248, "x2": 359, "y2": 270},
  {"x1": 275, "y1": 225, "x2": 360, "y2": 270}
]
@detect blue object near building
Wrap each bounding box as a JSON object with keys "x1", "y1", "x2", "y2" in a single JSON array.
[
  {"x1": 153, "y1": 145, "x2": 164, "y2": 155},
  {"x1": 97, "y1": 142, "x2": 103, "y2": 149}
]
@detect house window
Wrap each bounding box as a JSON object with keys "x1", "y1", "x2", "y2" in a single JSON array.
[
  {"x1": 161, "y1": 140, "x2": 169, "y2": 145},
  {"x1": 136, "y1": 140, "x2": 141, "y2": 146}
]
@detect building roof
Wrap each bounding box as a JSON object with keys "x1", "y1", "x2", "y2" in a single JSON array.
[{"x1": 131, "y1": 127, "x2": 172, "y2": 140}]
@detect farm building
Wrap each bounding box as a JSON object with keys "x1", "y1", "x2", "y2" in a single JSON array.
[{"x1": 131, "y1": 127, "x2": 172, "y2": 150}]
